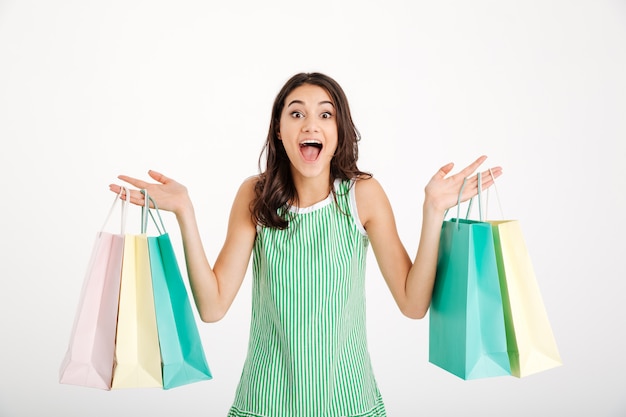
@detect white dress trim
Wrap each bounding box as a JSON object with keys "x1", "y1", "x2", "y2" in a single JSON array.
[
  {"x1": 348, "y1": 179, "x2": 368, "y2": 236},
  {"x1": 277, "y1": 179, "x2": 367, "y2": 236}
]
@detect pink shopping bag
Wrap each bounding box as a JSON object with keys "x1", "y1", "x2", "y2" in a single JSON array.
[{"x1": 59, "y1": 188, "x2": 129, "y2": 390}]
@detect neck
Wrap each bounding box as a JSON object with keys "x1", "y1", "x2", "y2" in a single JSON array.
[{"x1": 292, "y1": 173, "x2": 333, "y2": 208}]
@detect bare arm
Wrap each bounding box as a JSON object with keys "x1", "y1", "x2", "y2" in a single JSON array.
[
  {"x1": 357, "y1": 156, "x2": 502, "y2": 319},
  {"x1": 110, "y1": 171, "x2": 257, "y2": 322}
]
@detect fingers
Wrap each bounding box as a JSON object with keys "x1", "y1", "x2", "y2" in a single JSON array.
[
  {"x1": 457, "y1": 157, "x2": 503, "y2": 198},
  {"x1": 116, "y1": 174, "x2": 151, "y2": 190},
  {"x1": 148, "y1": 170, "x2": 169, "y2": 184},
  {"x1": 486, "y1": 166, "x2": 503, "y2": 180},
  {"x1": 459, "y1": 155, "x2": 488, "y2": 177},
  {"x1": 459, "y1": 156, "x2": 503, "y2": 185},
  {"x1": 109, "y1": 184, "x2": 147, "y2": 205},
  {"x1": 109, "y1": 170, "x2": 169, "y2": 207},
  {"x1": 457, "y1": 170, "x2": 502, "y2": 207},
  {"x1": 109, "y1": 183, "x2": 126, "y2": 199},
  {"x1": 478, "y1": 166, "x2": 503, "y2": 189},
  {"x1": 436, "y1": 162, "x2": 455, "y2": 179}
]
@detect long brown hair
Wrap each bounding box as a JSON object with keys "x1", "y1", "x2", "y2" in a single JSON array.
[{"x1": 252, "y1": 72, "x2": 371, "y2": 229}]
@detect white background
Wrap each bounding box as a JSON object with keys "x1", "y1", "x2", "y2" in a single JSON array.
[{"x1": 1, "y1": 1, "x2": 625, "y2": 416}]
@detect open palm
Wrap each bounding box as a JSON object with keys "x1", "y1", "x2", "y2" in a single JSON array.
[{"x1": 424, "y1": 155, "x2": 502, "y2": 213}]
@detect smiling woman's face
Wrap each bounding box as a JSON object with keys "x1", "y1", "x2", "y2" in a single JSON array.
[{"x1": 278, "y1": 84, "x2": 338, "y2": 182}]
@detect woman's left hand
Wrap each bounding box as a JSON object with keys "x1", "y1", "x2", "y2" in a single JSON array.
[{"x1": 424, "y1": 155, "x2": 503, "y2": 214}]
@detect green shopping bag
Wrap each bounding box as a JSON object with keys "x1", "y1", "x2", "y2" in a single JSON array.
[
  {"x1": 142, "y1": 191, "x2": 213, "y2": 389},
  {"x1": 429, "y1": 174, "x2": 511, "y2": 380}
]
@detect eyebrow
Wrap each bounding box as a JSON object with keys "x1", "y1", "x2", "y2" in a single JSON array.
[{"x1": 287, "y1": 99, "x2": 335, "y2": 108}]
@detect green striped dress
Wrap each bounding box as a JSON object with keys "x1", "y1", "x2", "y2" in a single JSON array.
[{"x1": 228, "y1": 179, "x2": 386, "y2": 417}]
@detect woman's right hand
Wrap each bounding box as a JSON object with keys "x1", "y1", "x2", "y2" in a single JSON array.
[{"x1": 109, "y1": 170, "x2": 191, "y2": 215}]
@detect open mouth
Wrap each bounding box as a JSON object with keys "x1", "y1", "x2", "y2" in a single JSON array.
[{"x1": 299, "y1": 140, "x2": 323, "y2": 162}]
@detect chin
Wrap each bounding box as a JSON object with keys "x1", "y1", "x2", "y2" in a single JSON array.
[{"x1": 291, "y1": 163, "x2": 329, "y2": 180}]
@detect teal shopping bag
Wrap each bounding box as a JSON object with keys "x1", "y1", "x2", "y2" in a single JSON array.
[
  {"x1": 429, "y1": 175, "x2": 511, "y2": 380},
  {"x1": 142, "y1": 191, "x2": 213, "y2": 389}
]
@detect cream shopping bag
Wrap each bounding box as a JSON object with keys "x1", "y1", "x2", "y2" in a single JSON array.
[
  {"x1": 111, "y1": 198, "x2": 163, "y2": 389},
  {"x1": 486, "y1": 170, "x2": 562, "y2": 377}
]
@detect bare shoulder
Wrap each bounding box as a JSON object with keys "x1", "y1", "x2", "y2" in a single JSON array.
[
  {"x1": 241, "y1": 174, "x2": 260, "y2": 187},
  {"x1": 354, "y1": 175, "x2": 384, "y2": 197},
  {"x1": 234, "y1": 175, "x2": 259, "y2": 200},
  {"x1": 353, "y1": 176, "x2": 392, "y2": 229},
  {"x1": 229, "y1": 175, "x2": 259, "y2": 224}
]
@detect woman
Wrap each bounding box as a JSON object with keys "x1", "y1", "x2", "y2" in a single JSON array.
[{"x1": 111, "y1": 72, "x2": 502, "y2": 416}]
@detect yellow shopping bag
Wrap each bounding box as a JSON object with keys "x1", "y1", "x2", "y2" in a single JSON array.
[
  {"x1": 485, "y1": 170, "x2": 562, "y2": 378},
  {"x1": 111, "y1": 233, "x2": 163, "y2": 389},
  {"x1": 490, "y1": 219, "x2": 562, "y2": 377}
]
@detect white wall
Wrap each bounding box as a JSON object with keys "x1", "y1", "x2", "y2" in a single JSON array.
[{"x1": 1, "y1": 1, "x2": 624, "y2": 416}]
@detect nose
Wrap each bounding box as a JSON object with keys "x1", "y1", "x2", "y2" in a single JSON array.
[{"x1": 302, "y1": 118, "x2": 320, "y2": 133}]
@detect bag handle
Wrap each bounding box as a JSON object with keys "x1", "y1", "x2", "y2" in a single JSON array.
[
  {"x1": 485, "y1": 167, "x2": 505, "y2": 219},
  {"x1": 464, "y1": 171, "x2": 484, "y2": 221},
  {"x1": 444, "y1": 171, "x2": 484, "y2": 229},
  {"x1": 443, "y1": 177, "x2": 467, "y2": 221},
  {"x1": 441, "y1": 176, "x2": 471, "y2": 231},
  {"x1": 445, "y1": 168, "x2": 504, "y2": 226},
  {"x1": 466, "y1": 168, "x2": 506, "y2": 220},
  {"x1": 140, "y1": 189, "x2": 166, "y2": 235},
  {"x1": 100, "y1": 186, "x2": 130, "y2": 234}
]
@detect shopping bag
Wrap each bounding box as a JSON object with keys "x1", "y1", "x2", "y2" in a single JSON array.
[
  {"x1": 59, "y1": 187, "x2": 129, "y2": 390},
  {"x1": 429, "y1": 175, "x2": 511, "y2": 380},
  {"x1": 111, "y1": 194, "x2": 163, "y2": 389},
  {"x1": 486, "y1": 174, "x2": 562, "y2": 377},
  {"x1": 143, "y1": 192, "x2": 212, "y2": 389}
]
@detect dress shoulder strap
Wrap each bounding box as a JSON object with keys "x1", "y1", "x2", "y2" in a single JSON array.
[{"x1": 334, "y1": 179, "x2": 367, "y2": 236}]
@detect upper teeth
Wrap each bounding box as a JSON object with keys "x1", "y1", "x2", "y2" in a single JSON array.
[{"x1": 301, "y1": 140, "x2": 322, "y2": 146}]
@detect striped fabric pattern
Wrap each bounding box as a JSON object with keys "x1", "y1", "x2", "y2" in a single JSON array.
[{"x1": 228, "y1": 180, "x2": 386, "y2": 417}]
